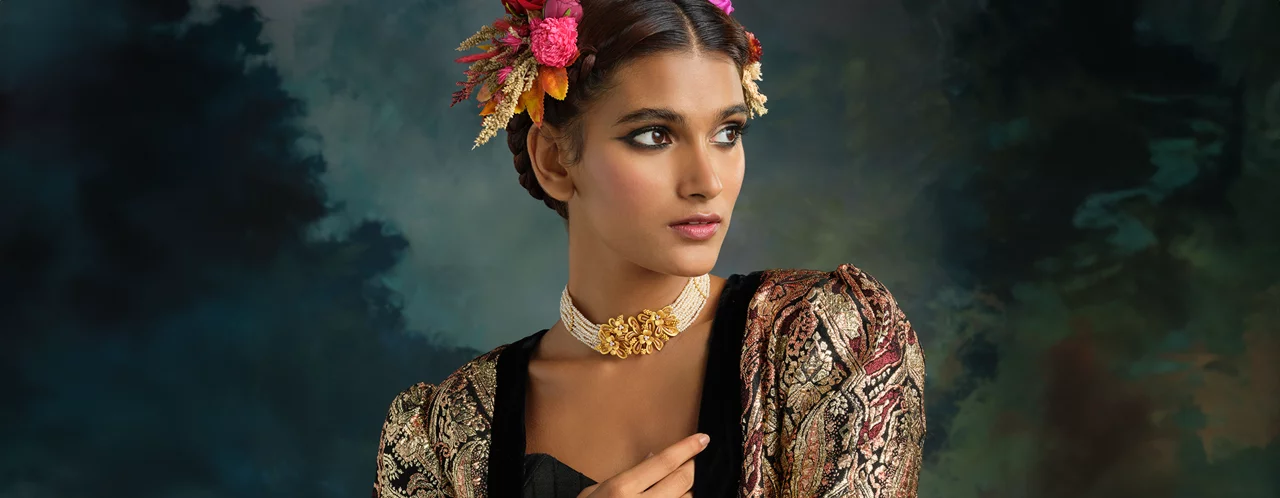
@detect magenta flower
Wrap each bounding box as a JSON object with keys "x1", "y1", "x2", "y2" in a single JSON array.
[
  {"x1": 529, "y1": 16, "x2": 579, "y2": 67},
  {"x1": 543, "y1": 0, "x2": 583, "y2": 20},
  {"x1": 708, "y1": 0, "x2": 733, "y2": 15}
]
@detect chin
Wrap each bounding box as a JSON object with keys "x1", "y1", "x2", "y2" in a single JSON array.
[{"x1": 650, "y1": 244, "x2": 723, "y2": 277}]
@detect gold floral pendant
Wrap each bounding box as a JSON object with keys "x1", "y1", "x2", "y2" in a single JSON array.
[{"x1": 594, "y1": 305, "x2": 682, "y2": 359}]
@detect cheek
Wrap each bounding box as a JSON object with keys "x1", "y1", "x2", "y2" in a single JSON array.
[
  {"x1": 584, "y1": 156, "x2": 668, "y2": 217},
  {"x1": 723, "y1": 159, "x2": 746, "y2": 198}
]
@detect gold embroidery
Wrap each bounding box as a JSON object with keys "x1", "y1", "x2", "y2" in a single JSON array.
[
  {"x1": 372, "y1": 264, "x2": 926, "y2": 497},
  {"x1": 740, "y1": 264, "x2": 927, "y2": 497},
  {"x1": 373, "y1": 348, "x2": 504, "y2": 498}
]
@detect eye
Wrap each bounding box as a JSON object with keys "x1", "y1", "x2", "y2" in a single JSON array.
[
  {"x1": 627, "y1": 127, "x2": 673, "y2": 148},
  {"x1": 712, "y1": 123, "x2": 749, "y2": 146},
  {"x1": 712, "y1": 126, "x2": 740, "y2": 145}
]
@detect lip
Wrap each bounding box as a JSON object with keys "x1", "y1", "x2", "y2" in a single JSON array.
[
  {"x1": 670, "y1": 222, "x2": 719, "y2": 241},
  {"x1": 669, "y1": 213, "x2": 722, "y2": 226},
  {"x1": 669, "y1": 213, "x2": 722, "y2": 241}
]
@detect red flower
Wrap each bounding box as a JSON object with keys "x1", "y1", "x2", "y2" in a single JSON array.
[
  {"x1": 493, "y1": 18, "x2": 530, "y2": 37},
  {"x1": 745, "y1": 30, "x2": 763, "y2": 64},
  {"x1": 501, "y1": 0, "x2": 546, "y2": 15}
]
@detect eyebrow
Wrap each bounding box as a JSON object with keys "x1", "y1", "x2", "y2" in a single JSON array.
[{"x1": 614, "y1": 103, "x2": 750, "y2": 126}]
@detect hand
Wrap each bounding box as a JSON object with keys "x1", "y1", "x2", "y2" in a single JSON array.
[{"x1": 574, "y1": 433, "x2": 710, "y2": 498}]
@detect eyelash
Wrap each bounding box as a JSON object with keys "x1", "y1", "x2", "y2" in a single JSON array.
[{"x1": 623, "y1": 123, "x2": 751, "y2": 150}]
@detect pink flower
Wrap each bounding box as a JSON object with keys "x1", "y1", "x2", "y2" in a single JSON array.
[
  {"x1": 500, "y1": 33, "x2": 523, "y2": 50},
  {"x1": 708, "y1": 0, "x2": 733, "y2": 15},
  {"x1": 529, "y1": 16, "x2": 579, "y2": 67},
  {"x1": 543, "y1": 0, "x2": 583, "y2": 20},
  {"x1": 496, "y1": 66, "x2": 513, "y2": 84}
]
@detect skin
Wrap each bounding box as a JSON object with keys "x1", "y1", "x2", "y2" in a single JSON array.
[{"x1": 523, "y1": 50, "x2": 748, "y2": 488}]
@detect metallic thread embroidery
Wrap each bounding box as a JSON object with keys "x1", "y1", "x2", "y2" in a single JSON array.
[{"x1": 373, "y1": 264, "x2": 927, "y2": 498}]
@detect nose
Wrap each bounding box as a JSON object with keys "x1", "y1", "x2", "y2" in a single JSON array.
[{"x1": 678, "y1": 143, "x2": 724, "y2": 200}]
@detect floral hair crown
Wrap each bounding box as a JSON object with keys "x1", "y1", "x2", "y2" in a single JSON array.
[{"x1": 451, "y1": 0, "x2": 768, "y2": 149}]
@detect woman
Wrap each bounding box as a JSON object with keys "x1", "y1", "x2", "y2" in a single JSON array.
[{"x1": 373, "y1": 0, "x2": 927, "y2": 496}]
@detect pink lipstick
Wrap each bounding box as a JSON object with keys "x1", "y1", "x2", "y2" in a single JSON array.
[{"x1": 669, "y1": 213, "x2": 722, "y2": 241}]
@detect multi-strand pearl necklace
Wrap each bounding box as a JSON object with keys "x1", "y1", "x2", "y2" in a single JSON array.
[{"x1": 558, "y1": 274, "x2": 711, "y2": 359}]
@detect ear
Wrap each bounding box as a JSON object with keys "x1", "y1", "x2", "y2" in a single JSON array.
[{"x1": 527, "y1": 124, "x2": 574, "y2": 202}]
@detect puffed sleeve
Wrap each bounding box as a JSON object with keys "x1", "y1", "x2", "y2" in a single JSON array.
[
  {"x1": 754, "y1": 265, "x2": 927, "y2": 497},
  {"x1": 373, "y1": 382, "x2": 454, "y2": 498},
  {"x1": 837, "y1": 269, "x2": 927, "y2": 497}
]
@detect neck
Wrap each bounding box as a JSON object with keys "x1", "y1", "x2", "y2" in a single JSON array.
[
  {"x1": 539, "y1": 218, "x2": 714, "y2": 362},
  {"x1": 564, "y1": 241, "x2": 693, "y2": 326}
]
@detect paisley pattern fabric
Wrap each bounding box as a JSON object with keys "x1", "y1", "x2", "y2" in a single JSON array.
[
  {"x1": 372, "y1": 264, "x2": 926, "y2": 498},
  {"x1": 374, "y1": 349, "x2": 505, "y2": 498},
  {"x1": 738, "y1": 265, "x2": 927, "y2": 497}
]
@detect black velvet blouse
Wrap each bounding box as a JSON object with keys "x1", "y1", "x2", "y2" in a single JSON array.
[{"x1": 488, "y1": 272, "x2": 763, "y2": 497}]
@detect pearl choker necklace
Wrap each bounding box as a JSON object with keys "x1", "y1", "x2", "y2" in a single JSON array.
[{"x1": 559, "y1": 275, "x2": 711, "y2": 359}]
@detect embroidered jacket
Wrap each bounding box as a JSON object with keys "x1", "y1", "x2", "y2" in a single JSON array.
[{"x1": 373, "y1": 264, "x2": 927, "y2": 497}]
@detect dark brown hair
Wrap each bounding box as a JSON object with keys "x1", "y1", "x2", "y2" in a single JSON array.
[{"x1": 507, "y1": 0, "x2": 752, "y2": 219}]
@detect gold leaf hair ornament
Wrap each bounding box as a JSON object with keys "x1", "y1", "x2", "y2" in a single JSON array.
[{"x1": 451, "y1": 0, "x2": 768, "y2": 149}]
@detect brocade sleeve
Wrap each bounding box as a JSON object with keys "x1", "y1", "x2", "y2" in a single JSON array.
[
  {"x1": 746, "y1": 265, "x2": 926, "y2": 497},
  {"x1": 840, "y1": 270, "x2": 927, "y2": 497},
  {"x1": 373, "y1": 383, "x2": 454, "y2": 498}
]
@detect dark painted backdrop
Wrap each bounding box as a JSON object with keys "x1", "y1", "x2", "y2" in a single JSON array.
[{"x1": 2, "y1": 0, "x2": 1277, "y2": 496}]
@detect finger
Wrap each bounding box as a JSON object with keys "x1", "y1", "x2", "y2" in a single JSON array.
[
  {"x1": 575, "y1": 483, "x2": 599, "y2": 498},
  {"x1": 641, "y1": 458, "x2": 695, "y2": 497},
  {"x1": 614, "y1": 434, "x2": 708, "y2": 493}
]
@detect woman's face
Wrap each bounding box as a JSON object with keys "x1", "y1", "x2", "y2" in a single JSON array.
[{"x1": 567, "y1": 51, "x2": 748, "y2": 278}]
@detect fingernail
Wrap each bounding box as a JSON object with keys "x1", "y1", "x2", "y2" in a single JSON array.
[{"x1": 697, "y1": 434, "x2": 710, "y2": 446}]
